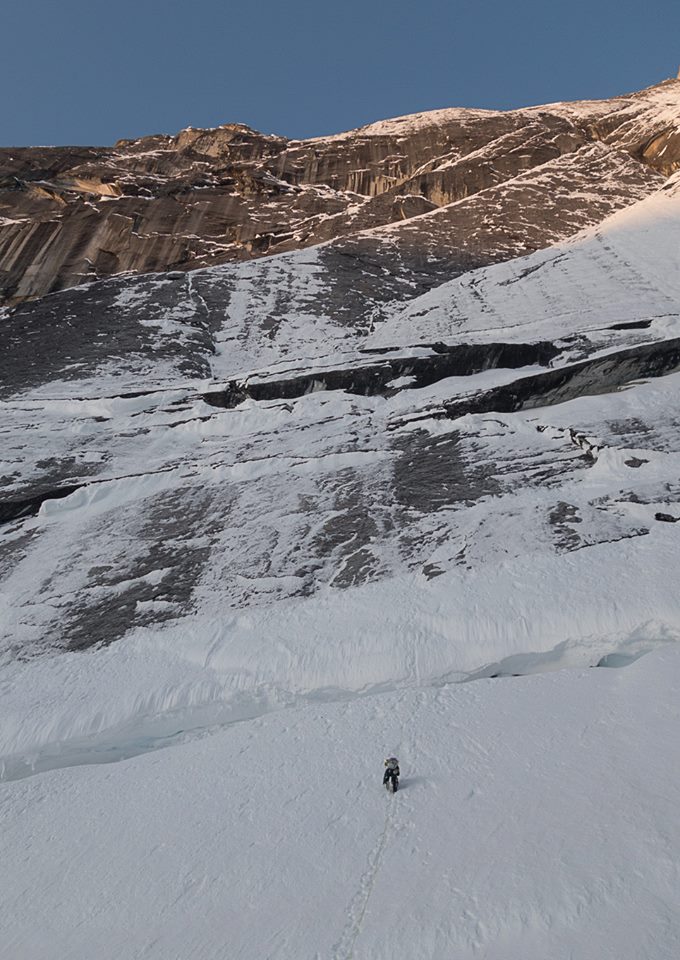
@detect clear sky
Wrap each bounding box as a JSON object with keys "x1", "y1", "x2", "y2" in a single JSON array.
[{"x1": 2, "y1": 0, "x2": 679, "y2": 146}]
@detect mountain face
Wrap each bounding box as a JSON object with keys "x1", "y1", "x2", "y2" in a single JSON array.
[
  {"x1": 1, "y1": 79, "x2": 679, "y2": 306},
  {"x1": 2, "y1": 74, "x2": 680, "y2": 657},
  {"x1": 2, "y1": 79, "x2": 680, "y2": 959}
]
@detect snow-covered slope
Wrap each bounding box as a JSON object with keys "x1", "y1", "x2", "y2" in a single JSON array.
[
  {"x1": 3, "y1": 648, "x2": 680, "y2": 959},
  {"x1": 370, "y1": 172, "x2": 680, "y2": 350}
]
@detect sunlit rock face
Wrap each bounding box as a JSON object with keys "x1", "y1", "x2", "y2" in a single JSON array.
[{"x1": 1, "y1": 78, "x2": 678, "y2": 305}]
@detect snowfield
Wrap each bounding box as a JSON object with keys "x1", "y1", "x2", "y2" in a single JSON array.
[
  {"x1": 3, "y1": 648, "x2": 680, "y2": 960},
  {"x1": 370, "y1": 171, "x2": 680, "y2": 350},
  {"x1": 3, "y1": 86, "x2": 680, "y2": 959}
]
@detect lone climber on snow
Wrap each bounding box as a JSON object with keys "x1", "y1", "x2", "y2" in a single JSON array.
[{"x1": 383, "y1": 756, "x2": 400, "y2": 792}]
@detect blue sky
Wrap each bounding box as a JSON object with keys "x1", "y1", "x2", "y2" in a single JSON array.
[{"x1": 2, "y1": 0, "x2": 679, "y2": 146}]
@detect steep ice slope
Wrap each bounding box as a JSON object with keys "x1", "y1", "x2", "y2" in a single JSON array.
[
  {"x1": 3, "y1": 341, "x2": 680, "y2": 755},
  {"x1": 3, "y1": 175, "x2": 680, "y2": 677},
  {"x1": 370, "y1": 172, "x2": 680, "y2": 350},
  {"x1": 2, "y1": 648, "x2": 680, "y2": 960}
]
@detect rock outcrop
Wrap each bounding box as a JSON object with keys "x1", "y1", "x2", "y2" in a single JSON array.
[{"x1": 1, "y1": 78, "x2": 679, "y2": 305}]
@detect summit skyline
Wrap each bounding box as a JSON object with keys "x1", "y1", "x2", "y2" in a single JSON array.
[{"x1": 2, "y1": 0, "x2": 679, "y2": 147}]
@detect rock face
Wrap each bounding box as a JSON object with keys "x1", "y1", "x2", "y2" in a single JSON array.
[{"x1": 1, "y1": 78, "x2": 679, "y2": 305}]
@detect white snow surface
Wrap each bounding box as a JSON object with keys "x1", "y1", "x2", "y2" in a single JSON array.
[{"x1": 3, "y1": 649, "x2": 680, "y2": 959}]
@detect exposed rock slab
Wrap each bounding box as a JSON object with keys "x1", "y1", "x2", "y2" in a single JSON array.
[{"x1": 1, "y1": 79, "x2": 679, "y2": 305}]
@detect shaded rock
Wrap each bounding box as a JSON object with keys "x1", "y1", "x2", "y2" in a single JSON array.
[{"x1": 444, "y1": 337, "x2": 680, "y2": 420}]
